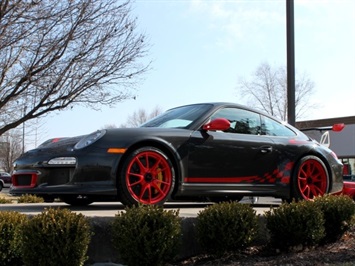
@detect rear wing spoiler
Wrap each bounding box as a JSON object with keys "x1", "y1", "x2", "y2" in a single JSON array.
[
  {"x1": 300, "y1": 123, "x2": 345, "y2": 133},
  {"x1": 300, "y1": 123, "x2": 345, "y2": 148}
]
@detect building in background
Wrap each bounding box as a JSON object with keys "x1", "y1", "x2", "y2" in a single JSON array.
[{"x1": 296, "y1": 116, "x2": 355, "y2": 180}]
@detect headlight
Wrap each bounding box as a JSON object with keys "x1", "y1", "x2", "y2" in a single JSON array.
[{"x1": 74, "y1": 130, "x2": 106, "y2": 149}]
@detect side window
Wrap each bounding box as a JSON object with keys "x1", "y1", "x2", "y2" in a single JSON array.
[
  {"x1": 211, "y1": 108, "x2": 261, "y2": 135},
  {"x1": 261, "y1": 116, "x2": 296, "y2": 136}
]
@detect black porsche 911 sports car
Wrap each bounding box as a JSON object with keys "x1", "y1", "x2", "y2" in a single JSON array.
[{"x1": 10, "y1": 102, "x2": 343, "y2": 206}]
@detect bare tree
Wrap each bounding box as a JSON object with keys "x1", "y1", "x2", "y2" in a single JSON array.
[
  {"x1": 120, "y1": 106, "x2": 163, "y2": 128},
  {"x1": 102, "y1": 124, "x2": 117, "y2": 129},
  {"x1": 237, "y1": 62, "x2": 316, "y2": 121},
  {"x1": 0, "y1": 130, "x2": 22, "y2": 172},
  {"x1": 0, "y1": 0, "x2": 150, "y2": 137}
]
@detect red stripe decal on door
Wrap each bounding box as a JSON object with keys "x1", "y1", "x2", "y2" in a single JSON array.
[{"x1": 184, "y1": 176, "x2": 259, "y2": 183}]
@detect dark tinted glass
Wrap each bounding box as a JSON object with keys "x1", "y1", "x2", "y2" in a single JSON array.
[
  {"x1": 210, "y1": 107, "x2": 261, "y2": 135},
  {"x1": 261, "y1": 116, "x2": 296, "y2": 136},
  {"x1": 141, "y1": 104, "x2": 212, "y2": 128}
]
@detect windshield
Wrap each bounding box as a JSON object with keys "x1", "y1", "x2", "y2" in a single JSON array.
[{"x1": 141, "y1": 104, "x2": 212, "y2": 128}]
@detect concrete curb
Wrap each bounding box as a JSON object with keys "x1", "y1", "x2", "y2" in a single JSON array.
[{"x1": 85, "y1": 216, "x2": 268, "y2": 265}]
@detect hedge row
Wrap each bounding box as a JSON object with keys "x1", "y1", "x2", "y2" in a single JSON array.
[{"x1": 0, "y1": 194, "x2": 354, "y2": 266}]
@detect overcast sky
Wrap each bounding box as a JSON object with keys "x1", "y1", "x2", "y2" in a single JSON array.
[{"x1": 28, "y1": 0, "x2": 355, "y2": 149}]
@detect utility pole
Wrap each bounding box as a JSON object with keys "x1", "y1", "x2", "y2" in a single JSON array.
[{"x1": 286, "y1": 0, "x2": 295, "y2": 126}]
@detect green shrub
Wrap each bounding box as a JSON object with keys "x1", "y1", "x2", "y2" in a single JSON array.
[
  {"x1": 112, "y1": 204, "x2": 181, "y2": 266},
  {"x1": 265, "y1": 200, "x2": 325, "y2": 251},
  {"x1": 0, "y1": 197, "x2": 12, "y2": 204},
  {"x1": 0, "y1": 211, "x2": 28, "y2": 266},
  {"x1": 21, "y1": 208, "x2": 92, "y2": 266},
  {"x1": 313, "y1": 194, "x2": 355, "y2": 243},
  {"x1": 17, "y1": 194, "x2": 44, "y2": 203},
  {"x1": 196, "y1": 202, "x2": 259, "y2": 256}
]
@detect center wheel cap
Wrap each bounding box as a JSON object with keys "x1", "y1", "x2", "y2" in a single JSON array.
[{"x1": 145, "y1": 173, "x2": 153, "y2": 182}]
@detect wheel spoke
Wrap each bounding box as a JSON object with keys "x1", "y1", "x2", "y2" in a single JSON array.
[
  {"x1": 310, "y1": 185, "x2": 323, "y2": 196},
  {"x1": 311, "y1": 171, "x2": 321, "y2": 180},
  {"x1": 300, "y1": 185, "x2": 310, "y2": 197},
  {"x1": 144, "y1": 153, "x2": 150, "y2": 169},
  {"x1": 299, "y1": 168, "x2": 307, "y2": 179},
  {"x1": 138, "y1": 183, "x2": 151, "y2": 201},
  {"x1": 155, "y1": 178, "x2": 170, "y2": 186},
  {"x1": 149, "y1": 157, "x2": 162, "y2": 172},
  {"x1": 128, "y1": 171, "x2": 144, "y2": 178},
  {"x1": 307, "y1": 162, "x2": 314, "y2": 176},
  {"x1": 128, "y1": 176, "x2": 144, "y2": 187},
  {"x1": 151, "y1": 180, "x2": 165, "y2": 195},
  {"x1": 135, "y1": 156, "x2": 148, "y2": 173}
]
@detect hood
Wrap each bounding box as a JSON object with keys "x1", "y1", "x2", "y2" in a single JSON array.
[{"x1": 37, "y1": 136, "x2": 84, "y2": 149}]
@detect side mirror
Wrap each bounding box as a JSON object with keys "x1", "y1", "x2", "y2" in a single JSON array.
[{"x1": 203, "y1": 118, "x2": 230, "y2": 131}]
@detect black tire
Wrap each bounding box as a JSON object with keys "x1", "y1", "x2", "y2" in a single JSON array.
[
  {"x1": 291, "y1": 155, "x2": 329, "y2": 201},
  {"x1": 0, "y1": 183, "x2": 3, "y2": 192},
  {"x1": 118, "y1": 146, "x2": 175, "y2": 206},
  {"x1": 42, "y1": 196, "x2": 55, "y2": 203},
  {"x1": 60, "y1": 195, "x2": 94, "y2": 206}
]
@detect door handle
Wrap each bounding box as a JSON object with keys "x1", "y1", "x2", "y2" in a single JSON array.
[{"x1": 260, "y1": 146, "x2": 273, "y2": 153}]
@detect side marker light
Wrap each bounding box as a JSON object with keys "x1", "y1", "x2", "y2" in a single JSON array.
[{"x1": 107, "y1": 148, "x2": 127, "y2": 154}]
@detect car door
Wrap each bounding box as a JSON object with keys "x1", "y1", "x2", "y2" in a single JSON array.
[{"x1": 186, "y1": 107, "x2": 279, "y2": 184}]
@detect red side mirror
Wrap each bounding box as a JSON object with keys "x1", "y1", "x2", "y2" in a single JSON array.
[
  {"x1": 332, "y1": 123, "x2": 345, "y2": 132},
  {"x1": 203, "y1": 118, "x2": 230, "y2": 131}
]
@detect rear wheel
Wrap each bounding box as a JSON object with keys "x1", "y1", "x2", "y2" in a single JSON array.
[
  {"x1": 0, "y1": 183, "x2": 3, "y2": 192},
  {"x1": 292, "y1": 155, "x2": 329, "y2": 201},
  {"x1": 118, "y1": 147, "x2": 175, "y2": 206}
]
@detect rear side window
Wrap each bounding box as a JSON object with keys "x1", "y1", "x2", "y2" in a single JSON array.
[{"x1": 261, "y1": 116, "x2": 296, "y2": 136}]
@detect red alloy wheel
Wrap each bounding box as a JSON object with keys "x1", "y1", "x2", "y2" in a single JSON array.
[
  {"x1": 297, "y1": 158, "x2": 328, "y2": 200},
  {"x1": 125, "y1": 150, "x2": 173, "y2": 204}
]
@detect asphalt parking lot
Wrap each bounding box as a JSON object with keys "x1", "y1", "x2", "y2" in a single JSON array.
[{"x1": 0, "y1": 188, "x2": 281, "y2": 217}]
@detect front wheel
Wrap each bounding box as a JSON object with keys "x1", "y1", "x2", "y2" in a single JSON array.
[
  {"x1": 292, "y1": 155, "x2": 329, "y2": 201},
  {"x1": 118, "y1": 147, "x2": 175, "y2": 206}
]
